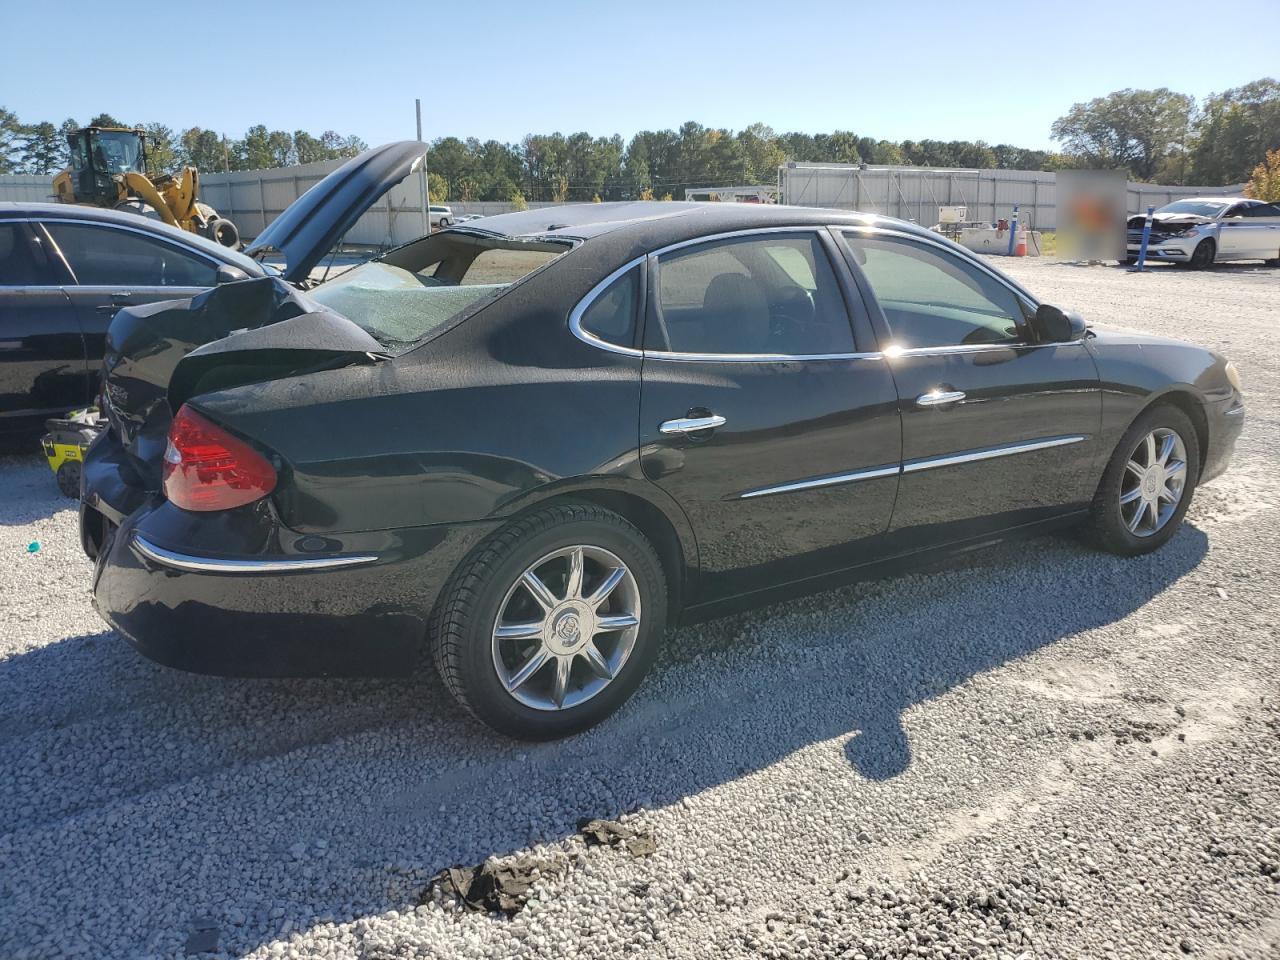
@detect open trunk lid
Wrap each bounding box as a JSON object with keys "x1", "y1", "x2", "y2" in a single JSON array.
[
  {"x1": 243, "y1": 140, "x2": 430, "y2": 284},
  {"x1": 101, "y1": 276, "x2": 384, "y2": 486}
]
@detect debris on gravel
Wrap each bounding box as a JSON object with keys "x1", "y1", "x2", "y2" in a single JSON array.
[
  {"x1": 578, "y1": 816, "x2": 657, "y2": 857},
  {"x1": 423, "y1": 853, "x2": 569, "y2": 917},
  {"x1": 1, "y1": 258, "x2": 1278, "y2": 959}
]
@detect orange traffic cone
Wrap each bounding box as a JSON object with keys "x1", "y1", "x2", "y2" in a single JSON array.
[{"x1": 1014, "y1": 230, "x2": 1027, "y2": 257}]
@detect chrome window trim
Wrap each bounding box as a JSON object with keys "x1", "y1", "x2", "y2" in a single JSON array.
[
  {"x1": 902, "y1": 434, "x2": 1088, "y2": 474},
  {"x1": 567, "y1": 222, "x2": 1086, "y2": 362},
  {"x1": 132, "y1": 534, "x2": 378, "y2": 574},
  {"x1": 567, "y1": 255, "x2": 647, "y2": 358},
  {"x1": 739, "y1": 464, "x2": 900, "y2": 499},
  {"x1": 839, "y1": 223, "x2": 1042, "y2": 309},
  {"x1": 569, "y1": 225, "x2": 876, "y2": 362}
]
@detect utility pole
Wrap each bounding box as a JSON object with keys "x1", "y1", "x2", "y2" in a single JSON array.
[{"x1": 416, "y1": 99, "x2": 429, "y2": 234}]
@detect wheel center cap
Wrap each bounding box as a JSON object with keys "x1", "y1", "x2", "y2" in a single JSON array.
[
  {"x1": 548, "y1": 604, "x2": 591, "y2": 654},
  {"x1": 1142, "y1": 469, "x2": 1160, "y2": 497}
]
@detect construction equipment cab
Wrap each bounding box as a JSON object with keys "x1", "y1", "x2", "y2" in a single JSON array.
[{"x1": 53, "y1": 127, "x2": 240, "y2": 248}]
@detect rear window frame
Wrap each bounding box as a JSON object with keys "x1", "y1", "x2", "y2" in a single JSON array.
[{"x1": 309, "y1": 227, "x2": 578, "y2": 355}]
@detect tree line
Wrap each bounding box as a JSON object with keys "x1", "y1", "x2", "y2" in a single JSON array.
[
  {"x1": 0, "y1": 111, "x2": 368, "y2": 177},
  {"x1": 2, "y1": 77, "x2": 1275, "y2": 202}
]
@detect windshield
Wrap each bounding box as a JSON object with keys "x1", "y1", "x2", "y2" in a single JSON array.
[
  {"x1": 89, "y1": 131, "x2": 146, "y2": 174},
  {"x1": 1157, "y1": 200, "x2": 1228, "y2": 218},
  {"x1": 308, "y1": 231, "x2": 570, "y2": 350}
]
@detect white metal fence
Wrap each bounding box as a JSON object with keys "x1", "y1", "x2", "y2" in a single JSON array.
[
  {"x1": 1, "y1": 160, "x2": 1249, "y2": 241},
  {"x1": 778, "y1": 162, "x2": 1247, "y2": 230}
]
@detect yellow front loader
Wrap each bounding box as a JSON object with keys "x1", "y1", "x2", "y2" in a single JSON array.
[{"x1": 52, "y1": 127, "x2": 240, "y2": 247}]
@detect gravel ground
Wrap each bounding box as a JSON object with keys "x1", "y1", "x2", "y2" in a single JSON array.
[{"x1": 1, "y1": 257, "x2": 1277, "y2": 960}]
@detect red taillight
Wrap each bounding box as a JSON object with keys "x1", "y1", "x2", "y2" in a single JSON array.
[{"x1": 162, "y1": 405, "x2": 277, "y2": 512}]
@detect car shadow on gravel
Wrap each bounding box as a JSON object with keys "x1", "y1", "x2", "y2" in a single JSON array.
[{"x1": 0, "y1": 524, "x2": 1210, "y2": 957}]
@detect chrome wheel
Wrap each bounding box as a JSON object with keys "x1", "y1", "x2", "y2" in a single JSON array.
[
  {"x1": 1119, "y1": 427, "x2": 1188, "y2": 537},
  {"x1": 491, "y1": 545, "x2": 641, "y2": 711}
]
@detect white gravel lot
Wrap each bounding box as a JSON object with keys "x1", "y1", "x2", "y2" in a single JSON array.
[{"x1": 1, "y1": 257, "x2": 1277, "y2": 960}]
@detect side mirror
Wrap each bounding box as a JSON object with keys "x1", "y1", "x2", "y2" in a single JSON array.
[
  {"x1": 1033, "y1": 303, "x2": 1087, "y2": 343},
  {"x1": 215, "y1": 263, "x2": 249, "y2": 284}
]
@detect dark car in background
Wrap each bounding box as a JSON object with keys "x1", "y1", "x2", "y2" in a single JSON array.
[
  {"x1": 0, "y1": 141, "x2": 430, "y2": 439},
  {"x1": 0, "y1": 204, "x2": 267, "y2": 437},
  {"x1": 82, "y1": 198, "x2": 1246, "y2": 740}
]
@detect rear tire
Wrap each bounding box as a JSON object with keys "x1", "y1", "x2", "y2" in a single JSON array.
[
  {"x1": 430, "y1": 503, "x2": 667, "y2": 739},
  {"x1": 1188, "y1": 239, "x2": 1215, "y2": 269},
  {"x1": 1085, "y1": 404, "x2": 1200, "y2": 556}
]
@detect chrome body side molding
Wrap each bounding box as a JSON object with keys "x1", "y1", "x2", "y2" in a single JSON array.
[
  {"x1": 738, "y1": 436, "x2": 1088, "y2": 499},
  {"x1": 132, "y1": 535, "x2": 378, "y2": 574}
]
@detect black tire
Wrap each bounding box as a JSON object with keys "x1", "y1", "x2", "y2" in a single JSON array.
[
  {"x1": 207, "y1": 218, "x2": 240, "y2": 248},
  {"x1": 1124, "y1": 256, "x2": 1138, "y2": 265},
  {"x1": 55, "y1": 460, "x2": 81, "y2": 499},
  {"x1": 438, "y1": 217, "x2": 451, "y2": 228},
  {"x1": 1188, "y1": 239, "x2": 1215, "y2": 269},
  {"x1": 430, "y1": 503, "x2": 667, "y2": 739},
  {"x1": 1085, "y1": 404, "x2": 1200, "y2": 556}
]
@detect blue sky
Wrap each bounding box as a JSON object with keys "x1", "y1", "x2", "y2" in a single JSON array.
[{"x1": 1, "y1": 0, "x2": 1275, "y2": 150}]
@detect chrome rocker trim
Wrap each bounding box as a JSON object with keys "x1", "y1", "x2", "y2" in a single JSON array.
[
  {"x1": 902, "y1": 434, "x2": 1088, "y2": 473},
  {"x1": 739, "y1": 435, "x2": 1088, "y2": 499},
  {"x1": 132, "y1": 535, "x2": 378, "y2": 574},
  {"x1": 740, "y1": 464, "x2": 900, "y2": 499}
]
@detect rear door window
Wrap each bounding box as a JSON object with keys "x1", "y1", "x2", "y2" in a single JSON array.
[
  {"x1": 44, "y1": 222, "x2": 217, "y2": 287},
  {"x1": 647, "y1": 233, "x2": 855, "y2": 356},
  {"x1": 0, "y1": 223, "x2": 55, "y2": 286}
]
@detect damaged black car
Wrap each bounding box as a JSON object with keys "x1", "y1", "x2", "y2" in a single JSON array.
[{"x1": 83, "y1": 156, "x2": 1245, "y2": 739}]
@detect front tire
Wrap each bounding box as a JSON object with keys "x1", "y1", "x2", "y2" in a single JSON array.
[
  {"x1": 430, "y1": 503, "x2": 667, "y2": 739},
  {"x1": 1085, "y1": 404, "x2": 1200, "y2": 556},
  {"x1": 1188, "y1": 239, "x2": 1215, "y2": 269}
]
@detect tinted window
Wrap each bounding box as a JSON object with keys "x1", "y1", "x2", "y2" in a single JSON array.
[
  {"x1": 649, "y1": 233, "x2": 854, "y2": 355},
  {"x1": 44, "y1": 222, "x2": 217, "y2": 287},
  {"x1": 843, "y1": 233, "x2": 1025, "y2": 349},
  {"x1": 578, "y1": 268, "x2": 638, "y2": 348},
  {"x1": 0, "y1": 224, "x2": 50, "y2": 286},
  {"x1": 1242, "y1": 203, "x2": 1280, "y2": 218}
]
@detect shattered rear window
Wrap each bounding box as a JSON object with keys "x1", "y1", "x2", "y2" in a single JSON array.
[{"x1": 307, "y1": 232, "x2": 570, "y2": 350}]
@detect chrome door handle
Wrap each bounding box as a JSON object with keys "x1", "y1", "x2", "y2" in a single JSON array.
[
  {"x1": 916, "y1": 390, "x2": 966, "y2": 407},
  {"x1": 660, "y1": 414, "x2": 727, "y2": 435}
]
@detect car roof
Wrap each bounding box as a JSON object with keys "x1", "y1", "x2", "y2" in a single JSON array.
[
  {"x1": 0, "y1": 201, "x2": 266, "y2": 274},
  {"x1": 455, "y1": 200, "x2": 929, "y2": 245}
]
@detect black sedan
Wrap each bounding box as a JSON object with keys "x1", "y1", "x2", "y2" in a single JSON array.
[
  {"x1": 82, "y1": 201, "x2": 1245, "y2": 739},
  {"x1": 0, "y1": 203, "x2": 268, "y2": 437},
  {"x1": 0, "y1": 141, "x2": 430, "y2": 439}
]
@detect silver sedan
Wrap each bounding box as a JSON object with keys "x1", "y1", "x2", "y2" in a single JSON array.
[{"x1": 1126, "y1": 197, "x2": 1280, "y2": 267}]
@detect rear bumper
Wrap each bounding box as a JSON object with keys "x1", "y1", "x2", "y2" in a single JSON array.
[{"x1": 83, "y1": 433, "x2": 498, "y2": 678}]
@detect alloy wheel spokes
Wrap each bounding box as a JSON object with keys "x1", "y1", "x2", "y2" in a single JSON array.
[
  {"x1": 1118, "y1": 427, "x2": 1188, "y2": 538},
  {"x1": 491, "y1": 544, "x2": 642, "y2": 712}
]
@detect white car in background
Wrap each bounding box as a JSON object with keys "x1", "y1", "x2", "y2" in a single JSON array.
[
  {"x1": 1127, "y1": 197, "x2": 1280, "y2": 268},
  {"x1": 430, "y1": 204, "x2": 453, "y2": 228}
]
